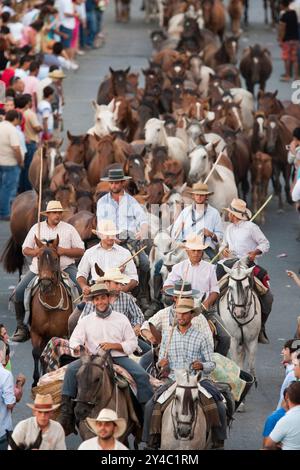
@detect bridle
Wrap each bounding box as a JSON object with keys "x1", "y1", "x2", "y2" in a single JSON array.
[{"x1": 171, "y1": 384, "x2": 199, "y2": 440}]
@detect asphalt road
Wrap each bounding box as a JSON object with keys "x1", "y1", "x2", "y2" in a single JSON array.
[{"x1": 1, "y1": 0, "x2": 300, "y2": 450}]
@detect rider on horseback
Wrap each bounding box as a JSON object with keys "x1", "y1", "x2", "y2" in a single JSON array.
[
  {"x1": 218, "y1": 198, "x2": 273, "y2": 344},
  {"x1": 12, "y1": 201, "x2": 84, "y2": 342},
  {"x1": 58, "y1": 283, "x2": 153, "y2": 436}
]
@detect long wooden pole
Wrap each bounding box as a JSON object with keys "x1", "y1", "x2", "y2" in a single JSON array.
[
  {"x1": 204, "y1": 151, "x2": 223, "y2": 184},
  {"x1": 37, "y1": 145, "x2": 44, "y2": 240}
]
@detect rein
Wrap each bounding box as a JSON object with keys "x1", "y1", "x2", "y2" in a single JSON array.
[
  {"x1": 171, "y1": 384, "x2": 199, "y2": 441},
  {"x1": 38, "y1": 281, "x2": 70, "y2": 311}
]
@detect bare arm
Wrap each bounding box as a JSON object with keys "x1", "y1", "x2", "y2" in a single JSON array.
[
  {"x1": 77, "y1": 276, "x2": 90, "y2": 296},
  {"x1": 287, "y1": 270, "x2": 300, "y2": 288},
  {"x1": 12, "y1": 146, "x2": 23, "y2": 167},
  {"x1": 203, "y1": 292, "x2": 219, "y2": 310},
  {"x1": 57, "y1": 247, "x2": 84, "y2": 258},
  {"x1": 23, "y1": 247, "x2": 40, "y2": 257}
]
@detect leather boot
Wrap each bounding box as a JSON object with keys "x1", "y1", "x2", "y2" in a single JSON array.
[
  {"x1": 58, "y1": 395, "x2": 77, "y2": 436},
  {"x1": 137, "y1": 271, "x2": 150, "y2": 310},
  {"x1": 258, "y1": 291, "x2": 273, "y2": 344},
  {"x1": 11, "y1": 302, "x2": 30, "y2": 342}
]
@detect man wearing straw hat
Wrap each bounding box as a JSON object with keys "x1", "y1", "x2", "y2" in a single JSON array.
[
  {"x1": 97, "y1": 168, "x2": 150, "y2": 308},
  {"x1": 219, "y1": 198, "x2": 273, "y2": 344},
  {"x1": 8, "y1": 394, "x2": 66, "y2": 450},
  {"x1": 163, "y1": 233, "x2": 231, "y2": 356},
  {"x1": 78, "y1": 408, "x2": 128, "y2": 450},
  {"x1": 170, "y1": 182, "x2": 223, "y2": 259},
  {"x1": 12, "y1": 200, "x2": 84, "y2": 342}
]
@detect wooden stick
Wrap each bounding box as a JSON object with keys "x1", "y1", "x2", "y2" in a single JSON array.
[
  {"x1": 37, "y1": 145, "x2": 44, "y2": 240},
  {"x1": 204, "y1": 151, "x2": 223, "y2": 184}
]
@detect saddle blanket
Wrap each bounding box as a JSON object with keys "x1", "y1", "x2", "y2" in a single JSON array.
[
  {"x1": 24, "y1": 273, "x2": 79, "y2": 323},
  {"x1": 209, "y1": 352, "x2": 246, "y2": 402}
]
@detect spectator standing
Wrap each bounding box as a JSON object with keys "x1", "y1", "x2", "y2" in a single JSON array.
[
  {"x1": 23, "y1": 60, "x2": 40, "y2": 111},
  {"x1": 262, "y1": 389, "x2": 289, "y2": 448},
  {"x1": 0, "y1": 341, "x2": 16, "y2": 451},
  {"x1": 37, "y1": 85, "x2": 54, "y2": 140},
  {"x1": 1, "y1": 56, "x2": 19, "y2": 87},
  {"x1": 278, "y1": 0, "x2": 299, "y2": 81},
  {"x1": 14, "y1": 55, "x2": 31, "y2": 80},
  {"x1": 0, "y1": 109, "x2": 23, "y2": 220},
  {"x1": 56, "y1": 0, "x2": 77, "y2": 67},
  {"x1": 85, "y1": 0, "x2": 97, "y2": 48}
]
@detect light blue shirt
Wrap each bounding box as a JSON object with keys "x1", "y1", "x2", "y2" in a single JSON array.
[
  {"x1": 170, "y1": 204, "x2": 223, "y2": 248},
  {"x1": 0, "y1": 364, "x2": 15, "y2": 438},
  {"x1": 270, "y1": 405, "x2": 300, "y2": 450},
  {"x1": 277, "y1": 371, "x2": 298, "y2": 409},
  {"x1": 96, "y1": 191, "x2": 148, "y2": 236}
]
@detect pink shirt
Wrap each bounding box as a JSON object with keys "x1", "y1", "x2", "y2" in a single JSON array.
[{"x1": 23, "y1": 76, "x2": 40, "y2": 110}]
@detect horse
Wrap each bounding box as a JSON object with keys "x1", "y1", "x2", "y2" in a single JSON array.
[
  {"x1": 88, "y1": 100, "x2": 120, "y2": 138},
  {"x1": 115, "y1": 0, "x2": 130, "y2": 22},
  {"x1": 28, "y1": 140, "x2": 63, "y2": 192},
  {"x1": 160, "y1": 369, "x2": 211, "y2": 450},
  {"x1": 226, "y1": 133, "x2": 251, "y2": 200},
  {"x1": 251, "y1": 112, "x2": 268, "y2": 153},
  {"x1": 258, "y1": 90, "x2": 300, "y2": 121},
  {"x1": 6, "y1": 429, "x2": 43, "y2": 450},
  {"x1": 31, "y1": 236, "x2": 73, "y2": 387},
  {"x1": 215, "y1": 64, "x2": 241, "y2": 88},
  {"x1": 65, "y1": 131, "x2": 89, "y2": 166},
  {"x1": 74, "y1": 350, "x2": 141, "y2": 444},
  {"x1": 218, "y1": 259, "x2": 261, "y2": 381},
  {"x1": 68, "y1": 210, "x2": 97, "y2": 248},
  {"x1": 201, "y1": 0, "x2": 226, "y2": 39},
  {"x1": 50, "y1": 161, "x2": 90, "y2": 193},
  {"x1": 124, "y1": 154, "x2": 147, "y2": 191},
  {"x1": 228, "y1": 0, "x2": 243, "y2": 35},
  {"x1": 202, "y1": 35, "x2": 239, "y2": 69},
  {"x1": 251, "y1": 152, "x2": 272, "y2": 224},
  {"x1": 54, "y1": 185, "x2": 76, "y2": 220},
  {"x1": 239, "y1": 45, "x2": 272, "y2": 94},
  {"x1": 97, "y1": 67, "x2": 131, "y2": 104}
]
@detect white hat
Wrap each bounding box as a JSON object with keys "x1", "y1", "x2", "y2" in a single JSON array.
[
  {"x1": 40, "y1": 200, "x2": 69, "y2": 215},
  {"x1": 98, "y1": 267, "x2": 130, "y2": 284},
  {"x1": 92, "y1": 220, "x2": 120, "y2": 237},
  {"x1": 224, "y1": 198, "x2": 252, "y2": 221},
  {"x1": 86, "y1": 408, "x2": 127, "y2": 439},
  {"x1": 183, "y1": 233, "x2": 209, "y2": 251}
]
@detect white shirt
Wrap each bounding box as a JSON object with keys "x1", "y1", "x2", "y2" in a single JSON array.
[
  {"x1": 22, "y1": 9, "x2": 39, "y2": 26},
  {"x1": 170, "y1": 204, "x2": 223, "y2": 248},
  {"x1": 69, "y1": 310, "x2": 138, "y2": 357},
  {"x1": 22, "y1": 220, "x2": 84, "y2": 274},
  {"x1": 270, "y1": 405, "x2": 300, "y2": 450},
  {"x1": 0, "y1": 365, "x2": 15, "y2": 438},
  {"x1": 292, "y1": 179, "x2": 300, "y2": 202},
  {"x1": 223, "y1": 220, "x2": 270, "y2": 258},
  {"x1": 78, "y1": 437, "x2": 128, "y2": 450},
  {"x1": 164, "y1": 259, "x2": 220, "y2": 300},
  {"x1": 8, "y1": 22, "x2": 24, "y2": 41},
  {"x1": 56, "y1": 0, "x2": 75, "y2": 29},
  {"x1": 0, "y1": 120, "x2": 22, "y2": 166},
  {"x1": 37, "y1": 100, "x2": 54, "y2": 133},
  {"x1": 9, "y1": 417, "x2": 66, "y2": 450},
  {"x1": 76, "y1": 243, "x2": 138, "y2": 282}
]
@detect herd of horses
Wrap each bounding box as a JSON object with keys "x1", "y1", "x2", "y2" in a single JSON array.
[{"x1": 0, "y1": 0, "x2": 293, "y2": 449}]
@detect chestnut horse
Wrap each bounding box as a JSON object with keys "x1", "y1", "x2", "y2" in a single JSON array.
[
  {"x1": 31, "y1": 235, "x2": 72, "y2": 387},
  {"x1": 251, "y1": 152, "x2": 272, "y2": 224},
  {"x1": 201, "y1": 0, "x2": 226, "y2": 39},
  {"x1": 28, "y1": 140, "x2": 63, "y2": 192}
]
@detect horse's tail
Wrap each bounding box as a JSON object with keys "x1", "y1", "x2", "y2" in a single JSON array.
[{"x1": 0, "y1": 236, "x2": 24, "y2": 274}]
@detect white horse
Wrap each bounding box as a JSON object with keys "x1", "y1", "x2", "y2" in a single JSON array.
[
  {"x1": 218, "y1": 259, "x2": 261, "y2": 380},
  {"x1": 160, "y1": 370, "x2": 211, "y2": 450},
  {"x1": 88, "y1": 100, "x2": 119, "y2": 137},
  {"x1": 144, "y1": 118, "x2": 188, "y2": 171},
  {"x1": 187, "y1": 145, "x2": 237, "y2": 212}
]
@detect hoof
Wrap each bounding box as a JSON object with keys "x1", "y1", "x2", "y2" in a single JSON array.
[{"x1": 237, "y1": 402, "x2": 245, "y2": 413}]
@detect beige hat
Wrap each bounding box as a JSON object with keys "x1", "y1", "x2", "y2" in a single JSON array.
[
  {"x1": 92, "y1": 220, "x2": 120, "y2": 237},
  {"x1": 86, "y1": 408, "x2": 127, "y2": 439},
  {"x1": 40, "y1": 200, "x2": 69, "y2": 215},
  {"x1": 27, "y1": 393, "x2": 60, "y2": 412},
  {"x1": 224, "y1": 198, "x2": 252, "y2": 221},
  {"x1": 98, "y1": 267, "x2": 130, "y2": 285},
  {"x1": 86, "y1": 283, "x2": 111, "y2": 300},
  {"x1": 175, "y1": 297, "x2": 197, "y2": 314},
  {"x1": 48, "y1": 69, "x2": 66, "y2": 80},
  {"x1": 187, "y1": 182, "x2": 214, "y2": 195},
  {"x1": 183, "y1": 233, "x2": 209, "y2": 250}
]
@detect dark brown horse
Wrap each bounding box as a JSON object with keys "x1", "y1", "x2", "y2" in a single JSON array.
[
  {"x1": 68, "y1": 211, "x2": 97, "y2": 248},
  {"x1": 251, "y1": 151, "x2": 272, "y2": 224},
  {"x1": 65, "y1": 131, "x2": 89, "y2": 166},
  {"x1": 258, "y1": 90, "x2": 300, "y2": 121},
  {"x1": 226, "y1": 132, "x2": 251, "y2": 200},
  {"x1": 239, "y1": 44, "x2": 272, "y2": 94},
  {"x1": 97, "y1": 67, "x2": 131, "y2": 105},
  {"x1": 31, "y1": 235, "x2": 72, "y2": 386},
  {"x1": 50, "y1": 162, "x2": 91, "y2": 193},
  {"x1": 202, "y1": 35, "x2": 239, "y2": 69}
]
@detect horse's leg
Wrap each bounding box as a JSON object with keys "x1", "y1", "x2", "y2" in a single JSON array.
[
  {"x1": 31, "y1": 338, "x2": 42, "y2": 388},
  {"x1": 272, "y1": 165, "x2": 283, "y2": 211},
  {"x1": 244, "y1": 0, "x2": 248, "y2": 26},
  {"x1": 263, "y1": 0, "x2": 268, "y2": 24},
  {"x1": 245, "y1": 339, "x2": 258, "y2": 384},
  {"x1": 242, "y1": 176, "x2": 250, "y2": 202},
  {"x1": 284, "y1": 164, "x2": 293, "y2": 205}
]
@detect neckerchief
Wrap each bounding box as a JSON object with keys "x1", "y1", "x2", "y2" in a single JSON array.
[{"x1": 95, "y1": 305, "x2": 112, "y2": 319}]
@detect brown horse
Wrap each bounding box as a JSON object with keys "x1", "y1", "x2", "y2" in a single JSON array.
[
  {"x1": 201, "y1": 0, "x2": 226, "y2": 39},
  {"x1": 228, "y1": 0, "x2": 243, "y2": 35},
  {"x1": 97, "y1": 67, "x2": 130, "y2": 105},
  {"x1": 251, "y1": 112, "x2": 268, "y2": 153},
  {"x1": 124, "y1": 154, "x2": 147, "y2": 191},
  {"x1": 65, "y1": 131, "x2": 89, "y2": 166},
  {"x1": 202, "y1": 35, "x2": 239, "y2": 69},
  {"x1": 112, "y1": 96, "x2": 139, "y2": 142},
  {"x1": 31, "y1": 235, "x2": 72, "y2": 386},
  {"x1": 28, "y1": 140, "x2": 63, "y2": 192},
  {"x1": 226, "y1": 132, "x2": 251, "y2": 200},
  {"x1": 54, "y1": 185, "x2": 76, "y2": 220},
  {"x1": 251, "y1": 151, "x2": 272, "y2": 224},
  {"x1": 68, "y1": 210, "x2": 97, "y2": 248},
  {"x1": 258, "y1": 90, "x2": 300, "y2": 120},
  {"x1": 240, "y1": 45, "x2": 272, "y2": 94},
  {"x1": 215, "y1": 64, "x2": 241, "y2": 87},
  {"x1": 50, "y1": 162, "x2": 90, "y2": 193}
]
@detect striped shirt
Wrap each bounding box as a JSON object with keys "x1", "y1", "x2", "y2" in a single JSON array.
[
  {"x1": 80, "y1": 292, "x2": 144, "y2": 327},
  {"x1": 159, "y1": 325, "x2": 215, "y2": 380},
  {"x1": 22, "y1": 221, "x2": 84, "y2": 274},
  {"x1": 141, "y1": 305, "x2": 214, "y2": 350},
  {"x1": 76, "y1": 242, "x2": 138, "y2": 283}
]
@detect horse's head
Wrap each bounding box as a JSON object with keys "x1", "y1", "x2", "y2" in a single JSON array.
[
  {"x1": 66, "y1": 131, "x2": 89, "y2": 165},
  {"x1": 223, "y1": 36, "x2": 239, "y2": 65},
  {"x1": 223, "y1": 259, "x2": 254, "y2": 318},
  {"x1": 92, "y1": 101, "x2": 119, "y2": 136},
  {"x1": 63, "y1": 161, "x2": 88, "y2": 188},
  {"x1": 172, "y1": 370, "x2": 199, "y2": 440},
  {"x1": 74, "y1": 351, "x2": 111, "y2": 422},
  {"x1": 109, "y1": 66, "x2": 130, "y2": 95},
  {"x1": 188, "y1": 143, "x2": 212, "y2": 184},
  {"x1": 253, "y1": 112, "x2": 267, "y2": 140},
  {"x1": 224, "y1": 101, "x2": 243, "y2": 132},
  {"x1": 257, "y1": 90, "x2": 282, "y2": 117},
  {"x1": 35, "y1": 235, "x2": 60, "y2": 291},
  {"x1": 124, "y1": 154, "x2": 147, "y2": 190},
  {"x1": 144, "y1": 118, "x2": 165, "y2": 146},
  {"x1": 265, "y1": 114, "x2": 280, "y2": 154},
  {"x1": 6, "y1": 429, "x2": 43, "y2": 450}
]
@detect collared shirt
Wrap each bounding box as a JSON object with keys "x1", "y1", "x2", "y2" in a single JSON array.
[
  {"x1": 76, "y1": 243, "x2": 138, "y2": 282},
  {"x1": 0, "y1": 364, "x2": 15, "y2": 438},
  {"x1": 170, "y1": 204, "x2": 223, "y2": 247},
  {"x1": 164, "y1": 259, "x2": 220, "y2": 300},
  {"x1": 69, "y1": 310, "x2": 138, "y2": 357},
  {"x1": 22, "y1": 221, "x2": 84, "y2": 275},
  {"x1": 158, "y1": 325, "x2": 215, "y2": 380},
  {"x1": 0, "y1": 120, "x2": 22, "y2": 166},
  {"x1": 141, "y1": 305, "x2": 214, "y2": 350},
  {"x1": 223, "y1": 220, "x2": 270, "y2": 258},
  {"x1": 96, "y1": 191, "x2": 148, "y2": 235},
  {"x1": 78, "y1": 437, "x2": 128, "y2": 450},
  {"x1": 292, "y1": 179, "x2": 300, "y2": 202},
  {"x1": 9, "y1": 417, "x2": 66, "y2": 450},
  {"x1": 80, "y1": 292, "x2": 144, "y2": 327},
  {"x1": 269, "y1": 405, "x2": 300, "y2": 450}
]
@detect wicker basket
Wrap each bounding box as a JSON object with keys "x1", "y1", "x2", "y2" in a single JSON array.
[{"x1": 31, "y1": 380, "x2": 63, "y2": 421}]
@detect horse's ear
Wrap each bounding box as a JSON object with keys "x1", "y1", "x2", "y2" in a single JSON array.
[
  {"x1": 178, "y1": 182, "x2": 187, "y2": 194},
  {"x1": 67, "y1": 130, "x2": 73, "y2": 141},
  {"x1": 257, "y1": 89, "x2": 264, "y2": 100},
  {"x1": 52, "y1": 235, "x2": 59, "y2": 250},
  {"x1": 94, "y1": 262, "x2": 104, "y2": 277},
  {"x1": 35, "y1": 236, "x2": 44, "y2": 249},
  {"x1": 125, "y1": 66, "x2": 131, "y2": 74},
  {"x1": 273, "y1": 90, "x2": 278, "y2": 98},
  {"x1": 109, "y1": 66, "x2": 115, "y2": 75},
  {"x1": 107, "y1": 98, "x2": 115, "y2": 112},
  {"x1": 6, "y1": 430, "x2": 19, "y2": 450},
  {"x1": 92, "y1": 100, "x2": 98, "y2": 110}
]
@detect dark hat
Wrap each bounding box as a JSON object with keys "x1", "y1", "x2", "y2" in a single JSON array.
[
  {"x1": 165, "y1": 281, "x2": 199, "y2": 297},
  {"x1": 86, "y1": 283, "x2": 111, "y2": 300},
  {"x1": 100, "y1": 168, "x2": 132, "y2": 182}
]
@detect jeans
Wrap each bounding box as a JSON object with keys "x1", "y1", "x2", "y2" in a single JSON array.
[
  {"x1": 63, "y1": 355, "x2": 154, "y2": 404},
  {"x1": 139, "y1": 349, "x2": 153, "y2": 371},
  {"x1": 95, "y1": 9, "x2": 103, "y2": 34},
  {"x1": 65, "y1": 264, "x2": 81, "y2": 293},
  {"x1": 0, "y1": 165, "x2": 21, "y2": 217},
  {"x1": 86, "y1": 10, "x2": 97, "y2": 46},
  {"x1": 18, "y1": 141, "x2": 37, "y2": 193}
]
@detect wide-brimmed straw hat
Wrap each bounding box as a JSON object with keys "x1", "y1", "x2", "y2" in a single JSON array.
[
  {"x1": 86, "y1": 283, "x2": 111, "y2": 300},
  {"x1": 27, "y1": 393, "x2": 60, "y2": 412},
  {"x1": 40, "y1": 201, "x2": 69, "y2": 215},
  {"x1": 48, "y1": 69, "x2": 66, "y2": 79},
  {"x1": 175, "y1": 297, "x2": 197, "y2": 314},
  {"x1": 186, "y1": 182, "x2": 214, "y2": 195},
  {"x1": 165, "y1": 281, "x2": 199, "y2": 297},
  {"x1": 183, "y1": 233, "x2": 209, "y2": 251},
  {"x1": 224, "y1": 198, "x2": 252, "y2": 221},
  {"x1": 92, "y1": 219, "x2": 120, "y2": 237},
  {"x1": 98, "y1": 267, "x2": 130, "y2": 285},
  {"x1": 86, "y1": 408, "x2": 127, "y2": 439},
  {"x1": 100, "y1": 168, "x2": 132, "y2": 182}
]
